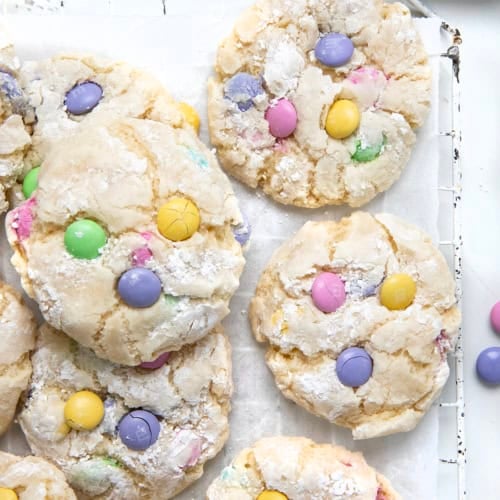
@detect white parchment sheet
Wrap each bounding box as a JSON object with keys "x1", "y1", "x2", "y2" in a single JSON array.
[{"x1": 0, "y1": 8, "x2": 442, "y2": 500}]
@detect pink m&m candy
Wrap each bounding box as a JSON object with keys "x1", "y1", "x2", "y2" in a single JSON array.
[
  {"x1": 311, "y1": 272, "x2": 346, "y2": 313},
  {"x1": 491, "y1": 301, "x2": 500, "y2": 334},
  {"x1": 265, "y1": 98, "x2": 297, "y2": 139}
]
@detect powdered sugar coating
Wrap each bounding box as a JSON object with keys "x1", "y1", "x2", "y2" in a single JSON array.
[
  {"x1": 0, "y1": 280, "x2": 36, "y2": 436},
  {"x1": 20, "y1": 323, "x2": 232, "y2": 499},
  {"x1": 0, "y1": 451, "x2": 77, "y2": 499},
  {"x1": 206, "y1": 436, "x2": 400, "y2": 499},
  {"x1": 0, "y1": 24, "x2": 33, "y2": 213},
  {"x1": 249, "y1": 213, "x2": 461, "y2": 439},
  {"x1": 6, "y1": 117, "x2": 245, "y2": 365},
  {"x1": 208, "y1": 0, "x2": 431, "y2": 208}
]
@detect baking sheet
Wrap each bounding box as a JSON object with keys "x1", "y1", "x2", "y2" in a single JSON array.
[{"x1": 0, "y1": 9, "x2": 442, "y2": 500}]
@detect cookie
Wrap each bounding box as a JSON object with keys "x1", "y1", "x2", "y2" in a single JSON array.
[
  {"x1": 0, "y1": 451, "x2": 77, "y2": 499},
  {"x1": 0, "y1": 25, "x2": 34, "y2": 213},
  {"x1": 208, "y1": 0, "x2": 430, "y2": 208},
  {"x1": 19, "y1": 53, "x2": 199, "y2": 175},
  {"x1": 249, "y1": 212, "x2": 461, "y2": 439},
  {"x1": 0, "y1": 281, "x2": 36, "y2": 436},
  {"x1": 6, "y1": 117, "x2": 245, "y2": 365},
  {"x1": 20, "y1": 323, "x2": 232, "y2": 499},
  {"x1": 206, "y1": 436, "x2": 400, "y2": 499}
]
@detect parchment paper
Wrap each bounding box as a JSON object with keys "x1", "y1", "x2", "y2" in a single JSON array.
[{"x1": 0, "y1": 9, "x2": 442, "y2": 500}]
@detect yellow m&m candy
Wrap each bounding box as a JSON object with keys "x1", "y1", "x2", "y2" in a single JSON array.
[
  {"x1": 0, "y1": 488, "x2": 18, "y2": 500},
  {"x1": 380, "y1": 274, "x2": 417, "y2": 311},
  {"x1": 257, "y1": 491, "x2": 288, "y2": 500},
  {"x1": 157, "y1": 198, "x2": 200, "y2": 242},
  {"x1": 64, "y1": 390, "x2": 104, "y2": 431},
  {"x1": 178, "y1": 102, "x2": 201, "y2": 134},
  {"x1": 325, "y1": 99, "x2": 360, "y2": 140}
]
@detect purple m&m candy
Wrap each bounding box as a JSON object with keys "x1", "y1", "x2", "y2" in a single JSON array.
[
  {"x1": 336, "y1": 347, "x2": 373, "y2": 387},
  {"x1": 232, "y1": 213, "x2": 251, "y2": 246},
  {"x1": 490, "y1": 302, "x2": 500, "y2": 334},
  {"x1": 476, "y1": 347, "x2": 500, "y2": 384},
  {"x1": 118, "y1": 410, "x2": 160, "y2": 451},
  {"x1": 118, "y1": 268, "x2": 162, "y2": 309},
  {"x1": 224, "y1": 72, "x2": 264, "y2": 112},
  {"x1": 65, "y1": 81, "x2": 103, "y2": 115},
  {"x1": 315, "y1": 33, "x2": 354, "y2": 68},
  {"x1": 311, "y1": 272, "x2": 346, "y2": 313},
  {"x1": 139, "y1": 352, "x2": 171, "y2": 370}
]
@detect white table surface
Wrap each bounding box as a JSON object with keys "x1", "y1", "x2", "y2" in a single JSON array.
[{"x1": 2, "y1": 1, "x2": 500, "y2": 498}]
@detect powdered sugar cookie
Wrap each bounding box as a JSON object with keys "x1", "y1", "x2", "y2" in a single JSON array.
[
  {"x1": 0, "y1": 26, "x2": 33, "y2": 213},
  {"x1": 206, "y1": 436, "x2": 400, "y2": 500},
  {"x1": 0, "y1": 281, "x2": 36, "y2": 436},
  {"x1": 18, "y1": 53, "x2": 200, "y2": 192},
  {"x1": 0, "y1": 451, "x2": 77, "y2": 499},
  {"x1": 6, "y1": 117, "x2": 245, "y2": 365},
  {"x1": 208, "y1": 0, "x2": 430, "y2": 208},
  {"x1": 20, "y1": 323, "x2": 232, "y2": 499},
  {"x1": 249, "y1": 212, "x2": 460, "y2": 439}
]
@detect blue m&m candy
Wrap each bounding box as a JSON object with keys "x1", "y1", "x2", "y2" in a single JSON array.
[
  {"x1": 65, "y1": 81, "x2": 103, "y2": 115},
  {"x1": 336, "y1": 347, "x2": 373, "y2": 387},
  {"x1": 118, "y1": 410, "x2": 160, "y2": 451},
  {"x1": 315, "y1": 33, "x2": 354, "y2": 68}
]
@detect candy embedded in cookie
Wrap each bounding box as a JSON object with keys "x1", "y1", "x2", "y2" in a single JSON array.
[
  {"x1": 64, "y1": 391, "x2": 105, "y2": 431},
  {"x1": 315, "y1": 32, "x2": 354, "y2": 68},
  {"x1": 207, "y1": 437, "x2": 401, "y2": 499},
  {"x1": 118, "y1": 268, "x2": 162, "y2": 309},
  {"x1": 157, "y1": 197, "x2": 201, "y2": 242},
  {"x1": 118, "y1": 410, "x2": 161, "y2": 450},
  {"x1": 20, "y1": 323, "x2": 233, "y2": 499},
  {"x1": 208, "y1": 0, "x2": 431, "y2": 208},
  {"x1": 22, "y1": 166, "x2": 40, "y2": 198},
  {"x1": 249, "y1": 212, "x2": 461, "y2": 439},
  {"x1": 65, "y1": 81, "x2": 103, "y2": 115},
  {"x1": 64, "y1": 219, "x2": 107, "y2": 260}
]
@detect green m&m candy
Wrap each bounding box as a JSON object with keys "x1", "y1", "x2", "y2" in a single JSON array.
[
  {"x1": 64, "y1": 220, "x2": 107, "y2": 259},
  {"x1": 22, "y1": 166, "x2": 41, "y2": 198},
  {"x1": 352, "y1": 135, "x2": 387, "y2": 163}
]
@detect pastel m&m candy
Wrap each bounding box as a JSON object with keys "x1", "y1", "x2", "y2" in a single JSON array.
[
  {"x1": 139, "y1": 352, "x2": 171, "y2": 370},
  {"x1": 178, "y1": 102, "x2": 200, "y2": 134},
  {"x1": 325, "y1": 100, "x2": 360, "y2": 140},
  {"x1": 118, "y1": 268, "x2": 162, "y2": 309},
  {"x1": 64, "y1": 219, "x2": 107, "y2": 259},
  {"x1": 476, "y1": 347, "x2": 500, "y2": 384},
  {"x1": 311, "y1": 272, "x2": 346, "y2": 313},
  {"x1": 64, "y1": 390, "x2": 104, "y2": 431},
  {"x1": 118, "y1": 410, "x2": 160, "y2": 451},
  {"x1": 157, "y1": 198, "x2": 200, "y2": 242},
  {"x1": 232, "y1": 213, "x2": 251, "y2": 246},
  {"x1": 336, "y1": 347, "x2": 373, "y2": 387},
  {"x1": 257, "y1": 492, "x2": 288, "y2": 500},
  {"x1": 352, "y1": 135, "x2": 386, "y2": 163},
  {"x1": 224, "y1": 72, "x2": 264, "y2": 112},
  {"x1": 490, "y1": 301, "x2": 500, "y2": 334},
  {"x1": 265, "y1": 99, "x2": 297, "y2": 139},
  {"x1": 0, "y1": 488, "x2": 18, "y2": 500},
  {"x1": 65, "y1": 81, "x2": 103, "y2": 115},
  {"x1": 315, "y1": 32, "x2": 354, "y2": 67},
  {"x1": 380, "y1": 274, "x2": 416, "y2": 311},
  {"x1": 22, "y1": 166, "x2": 40, "y2": 199}
]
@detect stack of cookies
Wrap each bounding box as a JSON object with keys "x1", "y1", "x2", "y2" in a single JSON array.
[{"x1": 0, "y1": 1, "x2": 460, "y2": 499}]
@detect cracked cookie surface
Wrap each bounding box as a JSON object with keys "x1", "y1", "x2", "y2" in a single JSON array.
[
  {"x1": 208, "y1": 0, "x2": 430, "y2": 208},
  {"x1": 6, "y1": 117, "x2": 245, "y2": 365},
  {"x1": 0, "y1": 451, "x2": 77, "y2": 499},
  {"x1": 206, "y1": 436, "x2": 400, "y2": 499},
  {"x1": 0, "y1": 25, "x2": 33, "y2": 213},
  {"x1": 249, "y1": 212, "x2": 460, "y2": 439},
  {"x1": 0, "y1": 280, "x2": 36, "y2": 436},
  {"x1": 20, "y1": 323, "x2": 232, "y2": 499},
  {"x1": 19, "y1": 53, "x2": 189, "y2": 170}
]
